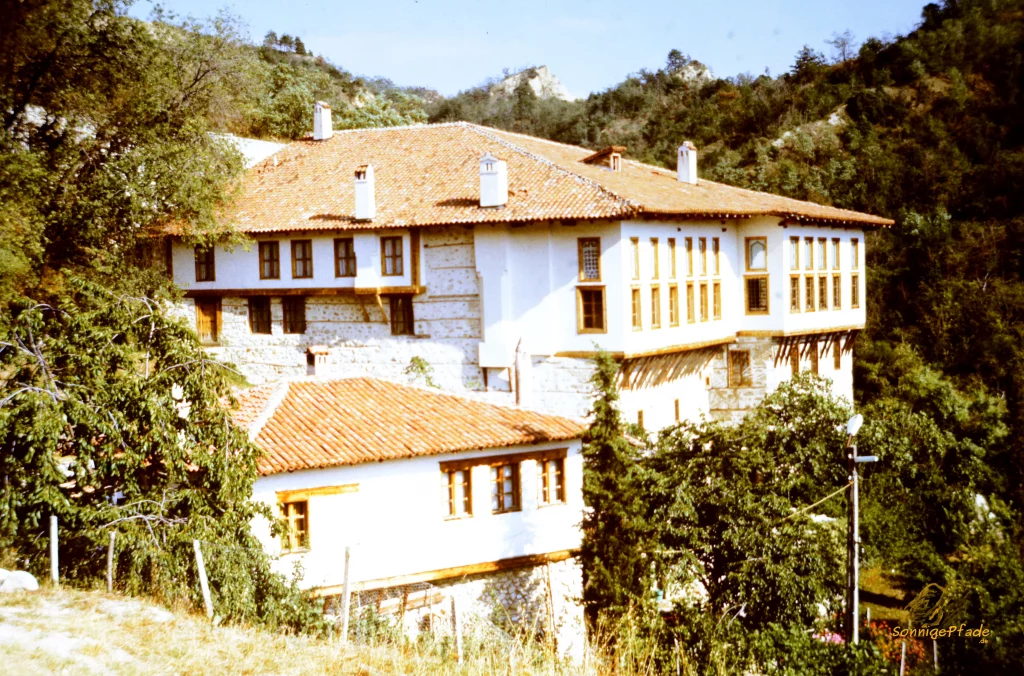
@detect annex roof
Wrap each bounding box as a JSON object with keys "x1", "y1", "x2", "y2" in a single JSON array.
[
  {"x1": 221, "y1": 122, "x2": 893, "y2": 234},
  {"x1": 231, "y1": 378, "x2": 585, "y2": 475}
]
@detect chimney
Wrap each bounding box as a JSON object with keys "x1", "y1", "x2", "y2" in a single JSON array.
[
  {"x1": 677, "y1": 141, "x2": 697, "y2": 184},
  {"x1": 479, "y1": 152, "x2": 508, "y2": 208},
  {"x1": 354, "y1": 164, "x2": 376, "y2": 220},
  {"x1": 306, "y1": 346, "x2": 330, "y2": 376},
  {"x1": 313, "y1": 101, "x2": 332, "y2": 140}
]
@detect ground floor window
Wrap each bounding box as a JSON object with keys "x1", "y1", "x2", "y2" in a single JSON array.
[
  {"x1": 282, "y1": 297, "x2": 306, "y2": 334},
  {"x1": 281, "y1": 500, "x2": 309, "y2": 551},
  {"x1": 248, "y1": 297, "x2": 271, "y2": 334},
  {"x1": 728, "y1": 349, "x2": 752, "y2": 387},
  {"x1": 389, "y1": 295, "x2": 415, "y2": 335},
  {"x1": 195, "y1": 298, "x2": 220, "y2": 344}
]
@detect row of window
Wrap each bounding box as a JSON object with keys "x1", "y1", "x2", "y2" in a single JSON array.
[
  {"x1": 193, "y1": 237, "x2": 404, "y2": 283},
  {"x1": 788, "y1": 274, "x2": 861, "y2": 313},
  {"x1": 789, "y1": 236, "x2": 859, "y2": 272},
  {"x1": 444, "y1": 452, "x2": 567, "y2": 519},
  {"x1": 627, "y1": 236, "x2": 721, "y2": 281},
  {"x1": 193, "y1": 294, "x2": 415, "y2": 343}
]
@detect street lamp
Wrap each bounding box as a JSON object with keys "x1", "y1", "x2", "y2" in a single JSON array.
[{"x1": 845, "y1": 413, "x2": 877, "y2": 645}]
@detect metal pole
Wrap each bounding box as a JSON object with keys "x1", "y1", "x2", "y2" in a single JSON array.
[
  {"x1": 846, "y1": 442, "x2": 854, "y2": 644},
  {"x1": 192, "y1": 540, "x2": 213, "y2": 620},
  {"x1": 340, "y1": 546, "x2": 352, "y2": 644},
  {"x1": 49, "y1": 515, "x2": 58, "y2": 587},
  {"x1": 107, "y1": 531, "x2": 117, "y2": 592},
  {"x1": 852, "y1": 446, "x2": 860, "y2": 645}
]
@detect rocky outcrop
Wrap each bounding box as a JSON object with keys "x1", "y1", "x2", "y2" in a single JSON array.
[{"x1": 491, "y1": 66, "x2": 575, "y2": 102}]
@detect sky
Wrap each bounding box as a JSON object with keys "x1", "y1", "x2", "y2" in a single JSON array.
[{"x1": 130, "y1": 0, "x2": 929, "y2": 98}]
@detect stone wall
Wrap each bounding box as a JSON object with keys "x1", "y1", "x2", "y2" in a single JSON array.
[{"x1": 708, "y1": 337, "x2": 776, "y2": 423}]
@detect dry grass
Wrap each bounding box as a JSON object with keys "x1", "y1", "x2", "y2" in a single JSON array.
[{"x1": 0, "y1": 588, "x2": 654, "y2": 675}]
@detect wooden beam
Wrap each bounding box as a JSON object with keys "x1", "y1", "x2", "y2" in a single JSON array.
[
  {"x1": 183, "y1": 285, "x2": 425, "y2": 298},
  {"x1": 439, "y1": 448, "x2": 567, "y2": 473},
  {"x1": 276, "y1": 484, "x2": 358, "y2": 503}
]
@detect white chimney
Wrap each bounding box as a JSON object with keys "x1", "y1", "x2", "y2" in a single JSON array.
[
  {"x1": 313, "y1": 101, "x2": 332, "y2": 140},
  {"x1": 306, "y1": 346, "x2": 330, "y2": 376},
  {"x1": 479, "y1": 152, "x2": 508, "y2": 208},
  {"x1": 354, "y1": 164, "x2": 376, "y2": 220},
  {"x1": 677, "y1": 141, "x2": 697, "y2": 184}
]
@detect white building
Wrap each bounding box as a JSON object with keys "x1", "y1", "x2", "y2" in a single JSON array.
[
  {"x1": 169, "y1": 111, "x2": 891, "y2": 429},
  {"x1": 233, "y1": 376, "x2": 586, "y2": 652}
]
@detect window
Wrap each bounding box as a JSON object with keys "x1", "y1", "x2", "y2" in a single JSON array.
[
  {"x1": 832, "y1": 238, "x2": 841, "y2": 269},
  {"x1": 832, "y1": 274, "x2": 842, "y2": 309},
  {"x1": 790, "y1": 275, "x2": 801, "y2": 313},
  {"x1": 651, "y1": 286, "x2": 661, "y2": 328},
  {"x1": 291, "y1": 239, "x2": 313, "y2": 279},
  {"x1": 834, "y1": 343, "x2": 842, "y2": 370},
  {"x1": 381, "y1": 236, "x2": 404, "y2": 276},
  {"x1": 685, "y1": 237, "x2": 693, "y2": 276},
  {"x1": 851, "y1": 274, "x2": 860, "y2": 308},
  {"x1": 819, "y1": 275, "x2": 828, "y2": 311},
  {"x1": 631, "y1": 287, "x2": 642, "y2": 330},
  {"x1": 746, "y1": 237, "x2": 767, "y2": 271},
  {"x1": 195, "y1": 298, "x2": 220, "y2": 344},
  {"x1": 790, "y1": 347, "x2": 800, "y2": 376},
  {"x1": 259, "y1": 241, "x2": 280, "y2": 280},
  {"x1": 713, "y1": 282, "x2": 721, "y2": 319},
  {"x1": 630, "y1": 238, "x2": 640, "y2": 279},
  {"x1": 668, "y1": 238, "x2": 677, "y2": 278},
  {"x1": 805, "y1": 237, "x2": 814, "y2": 270},
  {"x1": 650, "y1": 238, "x2": 660, "y2": 279},
  {"x1": 810, "y1": 340, "x2": 819, "y2": 374},
  {"x1": 851, "y1": 238, "x2": 860, "y2": 270},
  {"x1": 699, "y1": 237, "x2": 707, "y2": 275},
  {"x1": 248, "y1": 297, "x2": 271, "y2": 334},
  {"x1": 334, "y1": 238, "x2": 356, "y2": 277},
  {"x1": 790, "y1": 236, "x2": 800, "y2": 270},
  {"x1": 669, "y1": 284, "x2": 679, "y2": 326},
  {"x1": 576, "y1": 287, "x2": 606, "y2": 333},
  {"x1": 818, "y1": 238, "x2": 827, "y2": 270},
  {"x1": 728, "y1": 350, "x2": 752, "y2": 387},
  {"x1": 491, "y1": 463, "x2": 520, "y2": 513},
  {"x1": 390, "y1": 295, "x2": 415, "y2": 335},
  {"x1": 578, "y1": 238, "x2": 601, "y2": 281},
  {"x1": 699, "y1": 282, "x2": 708, "y2": 322},
  {"x1": 712, "y1": 237, "x2": 720, "y2": 274},
  {"x1": 538, "y1": 458, "x2": 565, "y2": 506},
  {"x1": 805, "y1": 275, "x2": 816, "y2": 312},
  {"x1": 281, "y1": 501, "x2": 308, "y2": 551},
  {"x1": 282, "y1": 297, "x2": 306, "y2": 334},
  {"x1": 745, "y1": 276, "x2": 769, "y2": 314},
  {"x1": 194, "y1": 247, "x2": 215, "y2": 282},
  {"x1": 674, "y1": 399, "x2": 680, "y2": 422},
  {"x1": 686, "y1": 282, "x2": 695, "y2": 323},
  {"x1": 445, "y1": 469, "x2": 472, "y2": 518}
]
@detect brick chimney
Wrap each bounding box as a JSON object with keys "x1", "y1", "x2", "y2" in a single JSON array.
[
  {"x1": 677, "y1": 141, "x2": 697, "y2": 184},
  {"x1": 479, "y1": 152, "x2": 508, "y2": 208},
  {"x1": 354, "y1": 164, "x2": 375, "y2": 221},
  {"x1": 313, "y1": 101, "x2": 332, "y2": 141}
]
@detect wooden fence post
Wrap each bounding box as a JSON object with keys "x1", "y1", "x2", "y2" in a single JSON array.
[
  {"x1": 545, "y1": 561, "x2": 556, "y2": 657},
  {"x1": 451, "y1": 594, "x2": 463, "y2": 664},
  {"x1": 340, "y1": 546, "x2": 351, "y2": 644},
  {"x1": 192, "y1": 540, "x2": 213, "y2": 620},
  {"x1": 49, "y1": 515, "x2": 58, "y2": 587},
  {"x1": 106, "y1": 531, "x2": 117, "y2": 592},
  {"x1": 899, "y1": 641, "x2": 907, "y2": 676}
]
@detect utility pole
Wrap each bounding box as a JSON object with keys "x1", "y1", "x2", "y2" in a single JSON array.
[{"x1": 844, "y1": 414, "x2": 877, "y2": 645}]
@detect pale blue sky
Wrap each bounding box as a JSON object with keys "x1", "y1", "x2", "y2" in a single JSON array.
[{"x1": 132, "y1": 0, "x2": 928, "y2": 98}]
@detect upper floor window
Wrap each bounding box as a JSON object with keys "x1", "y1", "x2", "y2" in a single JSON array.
[
  {"x1": 686, "y1": 282, "x2": 695, "y2": 323},
  {"x1": 194, "y1": 247, "x2": 215, "y2": 282},
  {"x1": 248, "y1": 297, "x2": 271, "y2": 334},
  {"x1": 631, "y1": 287, "x2": 642, "y2": 330},
  {"x1": 818, "y1": 275, "x2": 828, "y2": 311},
  {"x1": 746, "y1": 237, "x2": 767, "y2": 271},
  {"x1": 712, "y1": 237, "x2": 720, "y2": 275},
  {"x1": 685, "y1": 237, "x2": 694, "y2": 276},
  {"x1": 699, "y1": 282, "x2": 708, "y2": 322},
  {"x1": 713, "y1": 281, "x2": 722, "y2": 319},
  {"x1": 390, "y1": 295, "x2": 414, "y2": 335},
  {"x1": 281, "y1": 500, "x2": 309, "y2": 551},
  {"x1": 445, "y1": 468, "x2": 472, "y2": 518},
  {"x1": 818, "y1": 238, "x2": 827, "y2": 270},
  {"x1": 381, "y1": 236, "x2": 404, "y2": 276},
  {"x1": 650, "y1": 238, "x2": 660, "y2": 279},
  {"x1": 259, "y1": 241, "x2": 280, "y2": 280},
  {"x1": 491, "y1": 463, "x2": 521, "y2": 514},
  {"x1": 334, "y1": 238, "x2": 356, "y2": 277},
  {"x1": 282, "y1": 297, "x2": 306, "y2": 334},
  {"x1": 790, "y1": 237, "x2": 800, "y2": 270},
  {"x1": 578, "y1": 238, "x2": 601, "y2": 281},
  {"x1": 668, "y1": 238, "x2": 677, "y2": 278},
  {"x1": 651, "y1": 286, "x2": 661, "y2": 328},
  {"x1": 576, "y1": 287, "x2": 606, "y2": 333},
  {"x1": 538, "y1": 457, "x2": 566, "y2": 506},
  {"x1": 832, "y1": 238, "x2": 841, "y2": 269},
  {"x1": 669, "y1": 284, "x2": 679, "y2": 326},
  {"x1": 195, "y1": 298, "x2": 220, "y2": 344},
  {"x1": 851, "y1": 273, "x2": 860, "y2": 308},
  {"x1": 832, "y1": 274, "x2": 842, "y2": 309},
  {"x1": 790, "y1": 275, "x2": 800, "y2": 313},
  {"x1": 745, "y1": 276, "x2": 769, "y2": 314},
  {"x1": 630, "y1": 238, "x2": 640, "y2": 279},
  {"x1": 292, "y1": 239, "x2": 313, "y2": 279},
  {"x1": 851, "y1": 238, "x2": 860, "y2": 270},
  {"x1": 804, "y1": 237, "x2": 814, "y2": 270},
  {"x1": 805, "y1": 276, "x2": 816, "y2": 312},
  {"x1": 699, "y1": 237, "x2": 708, "y2": 275},
  {"x1": 728, "y1": 350, "x2": 752, "y2": 387}
]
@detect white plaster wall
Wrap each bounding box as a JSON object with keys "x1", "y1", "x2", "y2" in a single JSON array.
[{"x1": 251, "y1": 440, "x2": 584, "y2": 590}]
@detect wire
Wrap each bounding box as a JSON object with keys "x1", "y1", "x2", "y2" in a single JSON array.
[{"x1": 780, "y1": 481, "x2": 852, "y2": 522}]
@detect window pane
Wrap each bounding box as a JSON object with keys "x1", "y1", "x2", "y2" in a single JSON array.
[
  {"x1": 790, "y1": 237, "x2": 799, "y2": 270},
  {"x1": 805, "y1": 237, "x2": 813, "y2": 270},
  {"x1": 579, "y1": 239, "x2": 601, "y2": 280},
  {"x1": 249, "y1": 297, "x2": 271, "y2": 334},
  {"x1": 746, "y1": 277, "x2": 768, "y2": 312},
  {"x1": 748, "y1": 239, "x2": 766, "y2": 270},
  {"x1": 259, "y1": 242, "x2": 280, "y2": 279},
  {"x1": 790, "y1": 276, "x2": 800, "y2": 313},
  {"x1": 805, "y1": 276, "x2": 815, "y2": 311},
  {"x1": 283, "y1": 297, "x2": 305, "y2": 334},
  {"x1": 335, "y1": 238, "x2": 356, "y2": 277},
  {"x1": 818, "y1": 238, "x2": 827, "y2": 269}
]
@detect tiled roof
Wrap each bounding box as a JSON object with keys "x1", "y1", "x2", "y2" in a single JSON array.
[
  {"x1": 221, "y1": 122, "x2": 893, "y2": 233},
  {"x1": 231, "y1": 378, "x2": 585, "y2": 475}
]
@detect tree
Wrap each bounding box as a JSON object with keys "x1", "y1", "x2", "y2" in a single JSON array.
[
  {"x1": 294, "y1": 37, "x2": 307, "y2": 56},
  {"x1": 263, "y1": 30, "x2": 278, "y2": 47},
  {"x1": 825, "y1": 30, "x2": 857, "y2": 63},
  {"x1": 279, "y1": 34, "x2": 294, "y2": 51},
  {"x1": 665, "y1": 49, "x2": 690, "y2": 73},
  {"x1": 791, "y1": 45, "x2": 827, "y2": 82}
]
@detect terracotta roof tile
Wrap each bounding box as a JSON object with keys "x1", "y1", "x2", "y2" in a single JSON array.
[
  {"x1": 221, "y1": 122, "x2": 892, "y2": 234},
  {"x1": 232, "y1": 378, "x2": 585, "y2": 475}
]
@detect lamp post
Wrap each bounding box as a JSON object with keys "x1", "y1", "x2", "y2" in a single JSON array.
[{"x1": 845, "y1": 413, "x2": 877, "y2": 645}]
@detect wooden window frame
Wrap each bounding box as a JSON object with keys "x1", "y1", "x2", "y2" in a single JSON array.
[
  {"x1": 576, "y1": 286, "x2": 607, "y2": 334},
  {"x1": 805, "y1": 237, "x2": 814, "y2": 270},
  {"x1": 259, "y1": 241, "x2": 280, "y2": 280},
  {"x1": 745, "y1": 236, "x2": 767, "y2": 272},
  {"x1": 334, "y1": 237, "x2": 357, "y2": 277},
  {"x1": 728, "y1": 349, "x2": 752, "y2": 387},
  {"x1": 805, "y1": 275, "x2": 816, "y2": 312},
  {"x1": 248, "y1": 297, "x2": 272, "y2": 334},
  {"x1": 685, "y1": 237, "x2": 693, "y2": 277},
  {"x1": 195, "y1": 297, "x2": 221, "y2": 345},
  {"x1": 668, "y1": 238, "x2": 677, "y2": 278},
  {"x1": 712, "y1": 237, "x2": 720, "y2": 275},
  {"x1": 282, "y1": 297, "x2": 306, "y2": 334},
  {"x1": 699, "y1": 282, "x2": 708, "y2": 322},
  {"x1": 444, "y1": 469, "x2": 472, "y2": 519},
  {"x1": 818, "y1": 237, "x2": 828, "y2": 270},
  {"x1": 537, "y1": 457, "x2": 566, "y2": 507},
  {"x1": 490, "y1": 462, "x2": 521, "y2": 514},
  {"x1": 832, "y1": 238, "x2": 841, "y2": 270},
  {"x1": 194, "y1": 246, "x2": 215, "y2": 282},
  {"x1": 686, "y1": 282, "x2": 695, "y2": 323},
  {"x1": 668, "y1": 284, "x2": 679, "y2": 326},
  {"x1": 832, "y1": 273, "x2": 842, "y2": 309},
  {"x1": 291, "y1": 239, "x2": 313, "y2": 279},
  {"x1": 699, "y1": 237, "x2": 708, "y2": 275},
  {"x1": 818, "y1": 275, "x2": 829, "y2": 311},
  {"x1": 381, "y1": 236, "x2": 404, "y2": 277},
  {"x1": 389, "y1": 295, "x2": 415, "y2": 336},
  {"x1": 631, "y1": 286, "x2": 642, "y2": 331},
  {"x1": 713, "y1": 281, "x2": 721, "y2": 320},
  {"x1": 651, "y1": 286, "x2": 661, "y2": 328},
  {"x1": 744, "y1": 275, "x2": 769, "y2": 315},
  {"x1": 790, "y1": 275, "x2": 801, "y2": 313},
  {"x1": 851, "y1": 238, "x2": 860, "y2": 270},
  {"x1": 790, "y1": 236, "x2": 800, "y2": 270},
  {"x1": 851, "y1": 273, "x2": 860, "y2": 308},
  {"x1": 630, "y1": 237, "x2": 640, "y2": 280},
  {"x1": 650, "y1": 238, "x2": 660, "y2": 280},
  {"x1": 578, "y1": 237, "x2": 602, "y2": 282},
  {"x1": 281, "y1": 500, "x2": 309, "y2": 552}
]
